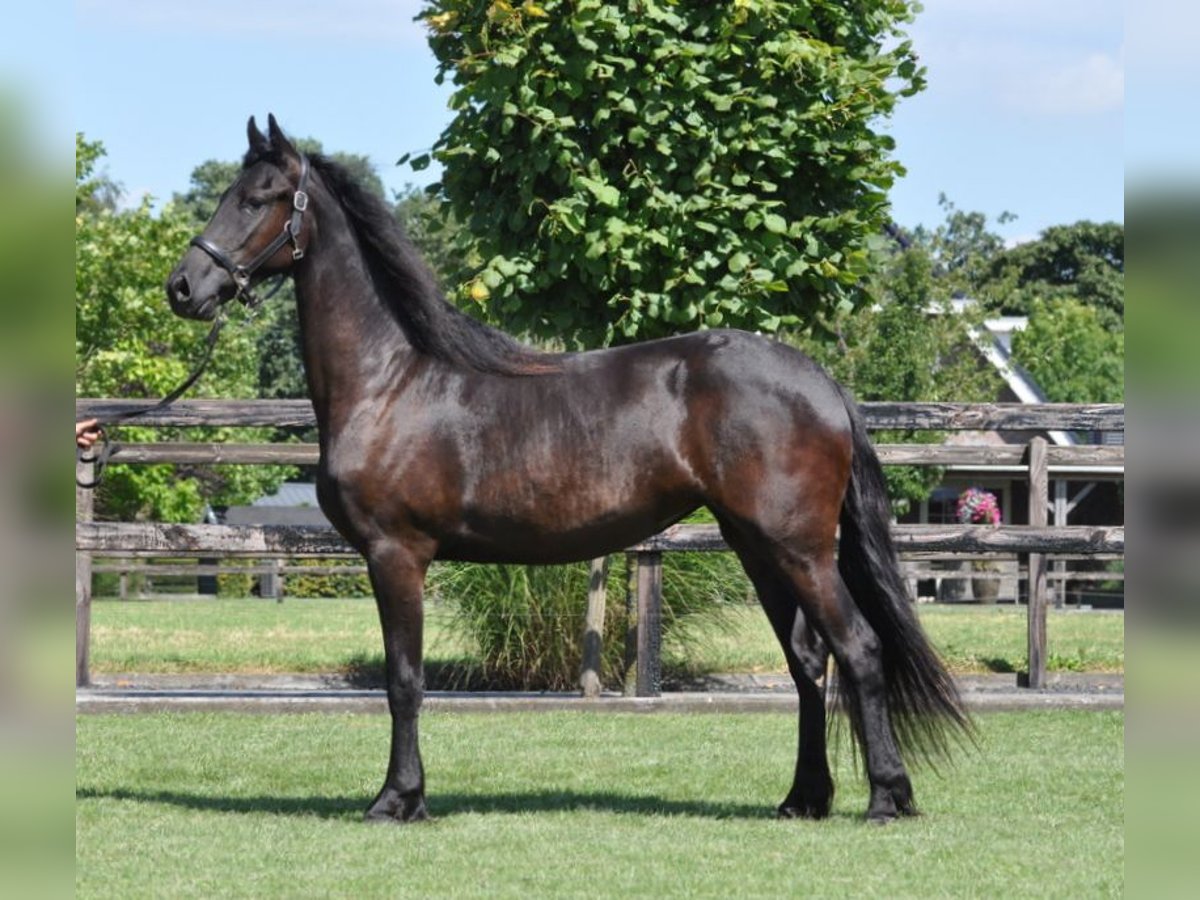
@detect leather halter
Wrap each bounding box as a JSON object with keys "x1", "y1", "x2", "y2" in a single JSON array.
[{"x1": 189, "y1": 154, "x2": 311, "y2": 307}]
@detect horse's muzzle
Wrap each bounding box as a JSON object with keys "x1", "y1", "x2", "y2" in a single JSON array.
[{"x1": 166, "y1": 262, "x2": 230, "y2": 320}]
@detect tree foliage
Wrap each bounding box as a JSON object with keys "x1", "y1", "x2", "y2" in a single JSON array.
[
  {"x1": 76, "y1": 133, "x2": 120, "y2": 214},
  {"x1": 1010, "y1": 299, "x2": 1124, "y2": 403},
  {"x1": 76, "y1": 136, "x2": 293, "y2": 522},
  {"x1": 909, "y1": 194, "x2": 1015, "y2": 300},
  {"x1": 904, "y1": 202, "x2": 1124, "y2": 406},
  {"x1": 418, "y1": 0, "x2": 924, "y2": 345},
  {"x1": 977, "y1": 221, "x2": 1124, "y2": 326}
]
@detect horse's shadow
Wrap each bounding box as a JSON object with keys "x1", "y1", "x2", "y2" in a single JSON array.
[{"x1": 76, "y1": 785, "x2": 857, "y2": 822}]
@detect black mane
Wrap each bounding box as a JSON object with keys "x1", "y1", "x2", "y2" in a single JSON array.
[{"x1": 248, "y1": 147, "x2": 558, "y2": 376}]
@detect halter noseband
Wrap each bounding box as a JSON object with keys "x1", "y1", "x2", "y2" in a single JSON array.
[{"x1": 189, "y1": 154, "x2": 311, "y2": 307}]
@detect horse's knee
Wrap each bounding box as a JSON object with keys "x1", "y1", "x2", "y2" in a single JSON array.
[{"x1": 387, "y1": 678, "x2": 423, "y2": 717}]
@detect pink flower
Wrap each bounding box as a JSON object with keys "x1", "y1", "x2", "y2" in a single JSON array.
[{"x1": 957, "y1": 488, "x2": 1001, "y2": 525}]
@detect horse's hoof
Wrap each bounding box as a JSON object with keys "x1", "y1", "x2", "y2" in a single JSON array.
[
  {"x1": 777, "y1": 803, "x2": 830, "y2": 821},
  {"x1": 866, "y1": 777, "x2": 918, "y2": 823},
  {"x1": 865, "y1": 797, "x2": 919, "y2": 824},
  {"x1": 777, "y1": 777, "x2": 833, "y2": 820},
  {"x1": 776, "y1": 794, "x2": 832, "y2": 820},
  {"x1": 364, "y1": 806, "x2": 431, "y2": 824},
  {"x1": 364, "y1": 789, "x2": 430, "y2": 824}
]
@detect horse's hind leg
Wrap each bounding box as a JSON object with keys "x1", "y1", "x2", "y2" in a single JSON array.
[
  {"x1": 778, "y1": 550, "x2": 916, "y2": 822},
  {"x1": 363, "y1": 540, "x2": 431, "y2": 823},
  {"x1": 724, "y1": 534, "x2": 833, "y2": 819}
]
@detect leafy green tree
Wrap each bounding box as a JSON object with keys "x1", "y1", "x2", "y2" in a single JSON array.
[
  {"x1": 76, "y1": 136, "x2": 293, "y2": 521},
  {"x1": 976, "y1": 221, "x2": 1124, "y2": 326},
  {"x1": 903, "y1": 203, "x2": 1123, "y2": 407},
  {"x1": 1010, "y1": 298, "x2": 1124, "y2": 403},
  {"x1": 417, "y1": 0, "x2": 925, "y2": 345},
  {"x1": 909, "y1": 194, "x2": 1015, "y2": 300},
  {"x1": 76, "y1": 133, "x2": 121, "y2": 213}
]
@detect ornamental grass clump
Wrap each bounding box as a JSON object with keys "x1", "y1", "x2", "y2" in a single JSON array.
[{"x1": 429, "y1": 553, "x2": 747, "y2": 691}]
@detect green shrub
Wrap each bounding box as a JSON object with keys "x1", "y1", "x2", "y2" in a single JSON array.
[
  {"x1": 216, "y1": 562, "x2": 255, "y2": 599},
  {"x1": 284, "y1": 560, "x2": 372, "y2": 598}
]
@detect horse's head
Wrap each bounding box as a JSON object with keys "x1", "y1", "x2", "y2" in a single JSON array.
[{"x1": 166, "y1": 115, "x2": 311, "y2": 320}]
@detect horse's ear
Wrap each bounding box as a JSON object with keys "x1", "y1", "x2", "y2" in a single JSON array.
[
  {"x1": 247, "y1": 116, "x2": 269, "y2": 155},
  {"x1": 266, "y1": 114, "x2": 299, "y2": 162}
]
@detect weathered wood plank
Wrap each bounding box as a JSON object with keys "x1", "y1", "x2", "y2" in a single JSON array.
[
  {"x1": 579, "y1": 556, "x2": 610, "y2": 699},
  {"x1": 875, "y1": 443, "x2": 1125, "y2": 468},
  {"x1": 79, "y1": 521, "x2": 1124, "y2": 556},
  {"x1": 622, "y1": 552, "x2": 638, "y2": 698},
  {"x1": 77, "y1": 399, "x2": 1125, "y2": 432},
  {"x1": 859, "y1": 402, "x2": 1123, "y2": 431},
  {"x1": 75, "y1": 398, "x2": 315, "y2": 428},
  {"x1": 92, "y1": 560, "x2": 1121, "y2": 583},
  {"x1": 77, "y1": 522, "x2": 358, "y2": 556},
  {"x1": 1025, "y1": 438, "x2": 1050, "y2": 689},
  {"x1": 889, "y1": 524, "x2": 1124, "y2": 554},
  {"x1": 91, "y1": 563, "x2": 367, "y2": 577},
  {"x1": 76, "y1": 457, "x2": 95, "y2": 688},
  {"x1": 105, "y1": 443, "x2": 321, "y2": 465},
  {"x1": 635, "y1": 552, "x2": 663, "y2": 698},
  {"x1": 900, "y1": 567, "x2": 1123, "y2": 583},
  {"x1": 106, "y1": 441, "x2": 1124, "y2": 470}
]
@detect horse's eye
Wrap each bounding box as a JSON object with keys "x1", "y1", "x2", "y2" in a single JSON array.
[{"x1": 241, "y1": 197, "x2": 266, "y2": 213}]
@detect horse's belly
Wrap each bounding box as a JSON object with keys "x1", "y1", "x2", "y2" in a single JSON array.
[{"x1": 436, "y1": 495, "x2": 698, "y2": 565}]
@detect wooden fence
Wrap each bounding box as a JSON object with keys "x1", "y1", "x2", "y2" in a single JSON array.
[{"x1": 75, "y1": 400, "x2": 1124, "y2": 694}]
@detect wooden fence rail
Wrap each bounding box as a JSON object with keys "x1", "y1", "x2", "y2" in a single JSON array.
[
  {"x1": 76, "y1": 521, "x2": 1125, "y2": 558},
  {"x1": 77, "y1": 399, "x2": 1125, "y2": 432},
  {"x1": 74, "y1": 400, "x2": 1124, "y2": 693},
  {"x1": 92, "y1": 441, "x2": 1126, "y2": 472}
]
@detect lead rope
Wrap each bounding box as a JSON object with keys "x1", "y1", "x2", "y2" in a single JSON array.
[{"x1": 76, "y1": 312, "x2": 231, "y2": 489}]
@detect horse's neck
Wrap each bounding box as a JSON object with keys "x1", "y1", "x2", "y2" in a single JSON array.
[{"x1": 292, "y1": 201, "x2": 415, "y2": 435}]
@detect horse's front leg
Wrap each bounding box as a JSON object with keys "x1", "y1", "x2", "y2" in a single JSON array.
[{"x1": 363, "y1": 540, "x2": 431, "y2": 823}]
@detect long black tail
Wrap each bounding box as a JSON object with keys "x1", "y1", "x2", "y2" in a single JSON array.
[{"x1": 833, "y1": 384, "x2": 973, "y2": 764}]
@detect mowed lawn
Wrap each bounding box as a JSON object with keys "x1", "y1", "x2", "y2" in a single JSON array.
[
  {"x1": 76, "y1": 710, "x2": 1123, "y2": 897},
  {"x1": 89, "y1": 596, "x2": 1124, "y2": 678}
]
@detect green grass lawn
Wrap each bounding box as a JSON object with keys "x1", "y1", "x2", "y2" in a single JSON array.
[
  {"x1": 89, "y1": 596, "x2": 1124, "y2": 679},
  {"x1": 76, "y1": 710, "x2": 1123, "y2": 897}
]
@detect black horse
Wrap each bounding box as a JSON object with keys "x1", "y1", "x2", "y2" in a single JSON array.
[{"x1": 166, "y1": 116, "x2": 968, "y2": 824}]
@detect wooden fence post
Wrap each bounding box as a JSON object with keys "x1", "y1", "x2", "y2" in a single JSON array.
[
  {"x1": 579, "y1": 556, "x2": 610, "y2": 698},
  {"x1": 76, "y1": 457, "x2": 94, "y2": 688},
  {"x1": 623, "y1": 552, "x2": 637, "y2": 697},
  {"x1": 635, "y1": 551, "x2": 663, "y2": 697},
  {"x1": 1023, "y1": 436, "x2": 1049, "y2": 689}
]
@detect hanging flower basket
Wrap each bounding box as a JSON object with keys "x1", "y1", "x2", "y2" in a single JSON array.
[{"x1": 957, "y1": 488, "x2": 1002, "y2": 603}]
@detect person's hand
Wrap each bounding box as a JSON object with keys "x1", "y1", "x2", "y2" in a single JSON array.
[{"x1": 76, "y1": 418, "x2": 103, "y2": 451}]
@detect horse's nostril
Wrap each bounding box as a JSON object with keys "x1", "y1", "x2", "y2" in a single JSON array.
[{"x1": 171, "y1": 273, "x2": 191, "y2": 300}]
